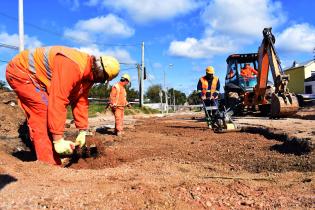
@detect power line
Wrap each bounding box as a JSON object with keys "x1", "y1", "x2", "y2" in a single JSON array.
[{"x1": 0, "y1": 43, "x2": 19, "y2": 50}]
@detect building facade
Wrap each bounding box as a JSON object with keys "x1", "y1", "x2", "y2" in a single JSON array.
[{"x1": 285, "y1": 60, "x2": 315, "y2": 94}]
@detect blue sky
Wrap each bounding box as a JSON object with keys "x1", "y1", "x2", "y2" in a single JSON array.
[{"x1": 0, "y1": 0, "x2": 314, "y2": 95}]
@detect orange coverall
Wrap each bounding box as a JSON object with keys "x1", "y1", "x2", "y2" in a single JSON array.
[
  {"x1": 240, "y1": 65, "x2": 258, "y2": 79},
  {"x1": 109, "y1": 82, "x2": 128, "y2": 132},
  {"x1": 6, "y1": 46, "x2": 93, "y2": 165}
]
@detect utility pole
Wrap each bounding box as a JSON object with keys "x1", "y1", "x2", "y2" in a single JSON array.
[
  {"x1": 159, "y1": 90, "x2": 163, "y2": 114},
  {"x1": 140, "y1": 42, "x2": 144, "y2": 107},
  {"x1": 163, "y1": 68, "x2": 168, "y2": 114},
  {"x1": 173, "y1": 88, "x2": 176, "y2": 112},
  {"x1": 164, "y1": 64, "x2": 173, "y2": 114},
  {"x1": 18, "y1": 0, "x2": 24, "y2": 52}
]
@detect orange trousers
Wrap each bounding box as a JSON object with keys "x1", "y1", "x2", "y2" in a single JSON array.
[
  {"x1": 111, "y1": 107, "x2": 124, "y2": 132},
  {"x1": 6, "y1": 62, "x2": 61, "y2": 165}
]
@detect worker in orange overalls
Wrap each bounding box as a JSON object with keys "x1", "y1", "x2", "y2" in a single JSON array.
[
  {"x1": 6, "y1": 46, "x2": 120, "y2": 165},
  {"x1": 109, "y1": 73, "x2": 131, "y2": 136},
  {"x1": 240, "y1": 63, "x2": 258, "y2": 79}
]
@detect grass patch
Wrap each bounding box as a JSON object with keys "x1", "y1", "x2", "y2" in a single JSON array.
[{"x1": 67, "y1": 103, "x2": 159, "y2": 119}]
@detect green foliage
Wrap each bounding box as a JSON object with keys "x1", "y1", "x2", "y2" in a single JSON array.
[
  {"x1": 125, "y1": 86, "x2": 139, "y2": 101},
  {"x1": 187, "y1": 90, "x2": 200, "y2": 105},
  {"x1": 145, "y1": 84, "x2": 163, "y2": 103},
  {"x1": 88, "y1": 83, "x2": 110, "y2": 98},
  {"x1": 145, "y1": 85, "x2": 187, "y2": 105},
  {"x1": 168, "y1": 88, "x2": 187, "y2": 105},
  {"x1": 67, "y1": 103, "x2": 159, "y2": 119},
  {"x1": 124, "y1": 105, "x2": 160, "y2": 115}
]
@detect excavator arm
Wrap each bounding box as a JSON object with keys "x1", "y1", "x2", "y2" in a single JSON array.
[{"x1": 255, "y1": 28, "x2": 299, "y2": 117}]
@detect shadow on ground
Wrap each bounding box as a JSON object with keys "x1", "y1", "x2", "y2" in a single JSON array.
[{"x1": 0, "y1": 174, "x2": 17, "y2": 190}]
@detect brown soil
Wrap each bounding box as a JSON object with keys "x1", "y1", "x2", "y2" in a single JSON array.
[
  {"x1": 0, "y1": 90, "x2": 25, "y2": 139},
  {"x1": 0, "y1": 114, "x2": 314, "y2": 209}
]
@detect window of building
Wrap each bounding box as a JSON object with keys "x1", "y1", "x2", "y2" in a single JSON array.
[{"x1": 305, "y1": 85, "x2": 312, "y2": 94}]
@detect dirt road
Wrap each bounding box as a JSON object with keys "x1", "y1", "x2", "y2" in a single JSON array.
[{"x1": 0, "y1": 113, "x2": 314, "y2": 209}]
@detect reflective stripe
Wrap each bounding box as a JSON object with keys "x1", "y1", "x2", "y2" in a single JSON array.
[
  {"x1": 115, "y1": 84, "x2": 120, "y2": 105},
  {"x1": 43, "y1": 47, "x2": 52, "y2": 79},
  {"x1": 28, "y1": 51, "x2": 36, "y2": 73}
]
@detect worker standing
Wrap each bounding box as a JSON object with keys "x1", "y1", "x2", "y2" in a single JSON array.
[
  {"x1": 197, "y1": 66, "x2": 220, "y2": 106},
  {"x1": 6, "y1": 46, "x2": 120, "y2": 165},
  {"x1": 109, "y1": 73, "x2": 131, "y2": 136}
]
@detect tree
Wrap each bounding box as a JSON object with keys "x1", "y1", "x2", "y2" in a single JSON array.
[
  {"x1": 145, "y1": 84, "x2": 163, "y2": 103},
  {"x1": 126, "y1": 86, "x2": 139, "y2": 102},
  {"x1": 168, "y1": 88, "x2": 187, "y2": 105},
  {"x1": 88, "y1": 83, "x2": 110, "y2": 98},
  {"x1": 187, "y1": 90, "x2": 200, "y2": 105}
]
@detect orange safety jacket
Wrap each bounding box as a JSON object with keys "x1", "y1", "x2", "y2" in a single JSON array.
[
  {"x1": 109, "y1": 82, "x2": 128, "y2": 107},
  {"x1": 198, "y1": 76, "x2": 219, "y2": 98},
  {"x1": 11, "y1": 46, "x2": 93, "y2": 135},
  {"x1": 240, "y1": 66, "x2": 258, "y2": 78}
]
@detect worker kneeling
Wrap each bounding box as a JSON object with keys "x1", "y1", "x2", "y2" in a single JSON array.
[
  {"x1": 6, "y1": 46, "x2": 120, "y2": 165},
  {"x1": 109, "y1": 73, "x2": 131, "y2": 136}
]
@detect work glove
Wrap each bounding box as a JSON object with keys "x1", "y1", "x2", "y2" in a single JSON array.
[
  {"x1": 75, "y1": 130, "x2": 87, "y2": 148},
  {"x1": 212, "y1": 92, "x2": 219, "y2": 99},
  {"x1": 53, "y1": 138, "x2": 75, "y2": 155}
]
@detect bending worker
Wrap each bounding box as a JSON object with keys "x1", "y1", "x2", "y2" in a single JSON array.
[
  {"x1": 6, "y1": 46, "x2": 120, "y2": 165},
  {"x1": 109, "y1": 73, "x2": 131, "y2": 136},
  {"x1": 197, "y1": 66, "x2": 220, "y2": 106}
]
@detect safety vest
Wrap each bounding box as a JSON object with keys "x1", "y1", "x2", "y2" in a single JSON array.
[
  {"x1": 200, "y1": 76, "x2": 219, "y2": 97},
  {"x1": 112, "y1": 83, "x2": 127, "y2": 106},
  {"x1": 18, "y1": 46, "x2": 89, "y2": 90}
]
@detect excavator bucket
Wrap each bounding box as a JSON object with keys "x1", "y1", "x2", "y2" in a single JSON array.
[{"x1": 270, "y1": 93, "x2": 299, "y2": 118}]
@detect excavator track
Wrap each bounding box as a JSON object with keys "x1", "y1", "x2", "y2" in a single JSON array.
[{"x1": 270, "y1": 93, "x2": 299, "y2": 118}]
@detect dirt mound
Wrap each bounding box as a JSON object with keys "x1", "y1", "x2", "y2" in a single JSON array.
[{"x1": 0, "y1": 90, "x2": 25, "y2": 139}]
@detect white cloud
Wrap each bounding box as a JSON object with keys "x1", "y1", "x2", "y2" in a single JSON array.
[
  {"x1": 78, "y1": 45, "x2": 136, "y2": 64},
  {"x1": 168, "y1": 0, "x2": 287, "y2": 59},
  {"x1": 64, "y1": 14, "x2": 135, "y2": 44},
  {"x1": 168, "y1": 31, "x2": 236, "y2": 59},
  {"x1": 0, "y1": 31, "x2": 43, "y2": 52},
  {"x1": 87, "y1": 0, "x2": 203, "y2": 23},
  {"x1": 202, "y1": 0, "x2": 286, "y2": 38},
  {"x1": 276, "y1": 23, "x2": 315, "y2": 53}
]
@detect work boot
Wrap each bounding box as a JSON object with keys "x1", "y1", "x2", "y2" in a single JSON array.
[{"x1": 116, "y1": 131, "x2": 123, "y2": 137}]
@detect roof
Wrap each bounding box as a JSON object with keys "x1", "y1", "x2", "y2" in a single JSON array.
[
  {"x1": 226, "y1": 53, "x2": 258, "y2": 63},
  {"x1": 305, "y1": 74, "x2": 315, "y2": 82},
  {"x1": 285, "y1": 59, "x2": 315, "y2": 72}
]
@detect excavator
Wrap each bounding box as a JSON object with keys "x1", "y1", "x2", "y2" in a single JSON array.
[{"x1": 224, "y1": 28, "x2": 299, "y2": 118}]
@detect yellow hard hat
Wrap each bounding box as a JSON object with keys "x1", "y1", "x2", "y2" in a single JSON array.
[
  {"x1": 121, "y1": 73, "x2": 131, "y2": 82},
  {"x1": 100, "y1": 55, "x2": 120, "y2": 81},
  {"x1": 206, "y1": 66, "x2": 215, "y2": 74}
]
